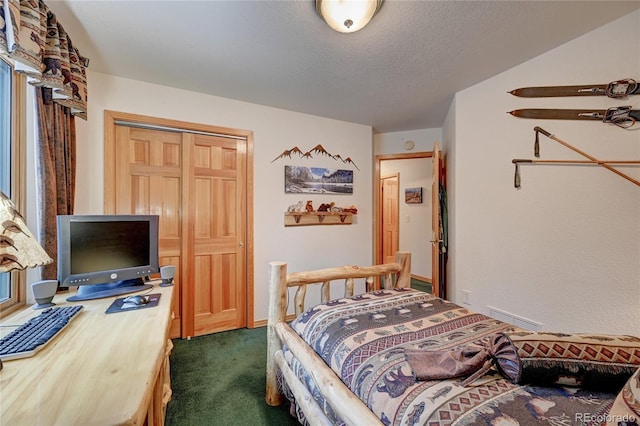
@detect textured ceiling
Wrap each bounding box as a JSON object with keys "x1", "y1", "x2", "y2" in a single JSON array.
[{"x1": 48, "y1": 0, "x2": 640, "y2": 133}]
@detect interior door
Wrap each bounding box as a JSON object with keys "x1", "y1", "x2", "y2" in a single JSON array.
[
  {"x1": 183, "y1": 133, "x2": 247, "y2": 336},
  {"x1": 431, "y1": 142, "x2": 442, "y2": 298},
  {"x1": 381, "y1": 174, "x2": 399, "y2": 264}
]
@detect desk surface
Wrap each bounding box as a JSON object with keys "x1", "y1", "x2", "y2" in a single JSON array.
[{"x1": 0, "y1": 281, "x2": 174, "y2": 426}]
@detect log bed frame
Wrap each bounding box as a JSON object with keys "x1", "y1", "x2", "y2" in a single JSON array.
[{"x1": 265, "y1": 252, "x2": 412, "y2": 426}]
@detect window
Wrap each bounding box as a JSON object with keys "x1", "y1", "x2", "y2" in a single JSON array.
[
  {"x1": 0, "y1": 58, "x2": 25, "y2": 315},
  {"x1": 1, "y1": 59, "x2": 12, "y2": 304},
  {"x1": 0, "y1": 59, "x2": 9, "y2": 193}
]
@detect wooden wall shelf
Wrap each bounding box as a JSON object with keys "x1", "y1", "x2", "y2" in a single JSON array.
[{"x1": 285, "y1": 212, "x2": 355, "y2": 226}]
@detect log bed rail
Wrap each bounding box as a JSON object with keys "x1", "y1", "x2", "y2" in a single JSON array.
[{"x1": 265, "y1": 252, "x2": 411, "y2": 426}]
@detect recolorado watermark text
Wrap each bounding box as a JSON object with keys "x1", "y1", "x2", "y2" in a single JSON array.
[{"x1": 575, "y1": 412, "x2": 637, "y2": 424}]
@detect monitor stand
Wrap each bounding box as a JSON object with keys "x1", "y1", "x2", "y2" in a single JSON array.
[{"x1": 67, "y1": 278, "x2": 153, "y2": 302}]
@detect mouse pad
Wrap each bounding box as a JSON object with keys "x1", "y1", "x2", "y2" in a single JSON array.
[{"x1": 105, "y1": 293, "x2": 161, "y2": 314}]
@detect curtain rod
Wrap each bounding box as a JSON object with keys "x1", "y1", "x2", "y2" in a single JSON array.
[{"x1": 114, "y1": 120, "x2": 246, "y2": 140}]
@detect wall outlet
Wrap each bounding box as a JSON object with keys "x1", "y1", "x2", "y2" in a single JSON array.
[{"x1": 462, "y1": 290, "x2": 471, "y2": 305}]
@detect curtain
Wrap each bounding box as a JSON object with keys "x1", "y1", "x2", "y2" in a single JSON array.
[
  {"x1": 1, "y1": 0, "x2": 86, "y2": 281},
  {"x1": 0, "y1": 0, "x2": 89, "y2": 118},
  {"x1": 35, "y1": 87, "x2": 75, "y2": 281}
]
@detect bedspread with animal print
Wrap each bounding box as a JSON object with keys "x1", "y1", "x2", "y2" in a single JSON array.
[{"x1": 280, "y1": 289, "x2": 618, "y2": 425}]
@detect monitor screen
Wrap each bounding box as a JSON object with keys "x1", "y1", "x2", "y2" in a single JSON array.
[
  {"x1": 70, "y1": 221, "x2": 150, "y2": 274},
  {"x1": 57, "y1": 215, "x2": 159, "y2": 301}
]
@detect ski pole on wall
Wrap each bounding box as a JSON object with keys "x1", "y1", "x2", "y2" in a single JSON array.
[
  {"x1": 512, "y1": 159, "x2": 640, "y2": 189},
  {"x1": 512, "y1": 127, "x2": 640, "y2": 189}
]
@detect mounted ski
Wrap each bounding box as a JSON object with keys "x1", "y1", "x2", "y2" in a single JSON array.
[
  {"x1": 509, "y1": 79, "x2": 639, "y2": 99},
  {"x1": 508, "y1": 106, "x2": 640, "y2": 128}
]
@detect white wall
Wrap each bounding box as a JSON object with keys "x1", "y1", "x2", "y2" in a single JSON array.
[
  {"x1": 73, "y1": 72, "x2": 374, "y2": 322},
  {"x1": 446, "y1": 11, "x2": 640, "y2": 335}
]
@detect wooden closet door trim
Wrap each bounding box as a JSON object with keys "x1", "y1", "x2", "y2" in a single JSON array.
[
  {"x1": 243, "y1": 132, "x2": 254, "y2": 328},
  {"x1": 181, "y1": 132, "x2": 195, "y2": 337}
]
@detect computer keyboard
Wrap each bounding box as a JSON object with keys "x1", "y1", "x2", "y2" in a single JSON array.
[{"x1": 0, "y1": 305, "x2": 83, "y2": 361}]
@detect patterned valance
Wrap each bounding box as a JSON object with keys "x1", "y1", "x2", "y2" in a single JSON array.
[{"x1": 0, "y1": 0, "x2": 89, "y2": 119}]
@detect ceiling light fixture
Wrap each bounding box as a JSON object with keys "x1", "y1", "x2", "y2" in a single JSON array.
[{"x1": 314, "y1": 0, "x2": 384, "y2": 33}]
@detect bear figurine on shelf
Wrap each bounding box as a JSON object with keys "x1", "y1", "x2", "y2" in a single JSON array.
[
  {"x1": 343, "y1": 205, "x2": 358, "y2": 214},
  {"x1": 305, "y1": 200, "x2": 314, "y2": 212},
  {"x1": 317, "y1": 202, "x2": 335, "y2": 212}
]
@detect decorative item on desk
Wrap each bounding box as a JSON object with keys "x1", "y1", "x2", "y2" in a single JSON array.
[
  {"x1": 160, "y1": 265, "x2": 175, "y2": 287},
  {"x1": 0, "y1": 192, "x2": 53, "y2": 272},
  {"x1": 0, "y1": 192, "x2": 54, "y2": 304}
]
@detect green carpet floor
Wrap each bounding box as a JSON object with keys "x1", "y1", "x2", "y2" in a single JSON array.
[
  {"x1": 411, "y1": 277, "x2": 432, "y2": 294},
  {"x1": 166, "y1": 327, "x2": 297, "y2": 426},
  {"x1": 166, "y1": 278, "x2": 431, "y2": 425}
]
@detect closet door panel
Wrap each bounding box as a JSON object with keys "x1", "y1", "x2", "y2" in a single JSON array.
[
  {"x1": 187, "y1": 134, "x2": 246, "y2": 336},
  {"x1": 114, "y1": 127, "x2": 183, "y2": 337}
]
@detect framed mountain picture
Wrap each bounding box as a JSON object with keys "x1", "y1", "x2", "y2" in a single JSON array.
[{"x1": 284, "y1": 166, "x2": 353, "y2": 194}]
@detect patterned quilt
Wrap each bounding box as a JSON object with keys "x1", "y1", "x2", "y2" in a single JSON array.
[{"x1": 280, "y1": 289, "x2": 618, "y2": 425}]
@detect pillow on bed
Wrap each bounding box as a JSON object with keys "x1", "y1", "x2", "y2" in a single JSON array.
[
  {"x1": 605, "y1": 367, "x2": 640, "y2": 425},
  {"x1": 495, "y1": 331, "x2": 640, "y2": 391}
]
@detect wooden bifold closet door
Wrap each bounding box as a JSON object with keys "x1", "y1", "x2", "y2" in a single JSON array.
[{"x1": 104, "y1": 111, "x2": 252, "y2": 339}]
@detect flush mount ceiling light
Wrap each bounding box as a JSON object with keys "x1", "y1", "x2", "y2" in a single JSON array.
[{"x1": 315, "y1": 0, "x2": 384, "y2": 33}]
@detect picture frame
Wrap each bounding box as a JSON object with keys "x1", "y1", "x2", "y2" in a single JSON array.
[
  {"x1": 405, "y1": 187, "x2": 422, "y2": 204},
  {"x1": 284, "y1": 166, "x2": 353, "y2": 194}
]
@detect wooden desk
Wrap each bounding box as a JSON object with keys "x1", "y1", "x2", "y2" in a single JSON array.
[{"x1": 0, "y1": 281, "x2": 174, "y2": 425}]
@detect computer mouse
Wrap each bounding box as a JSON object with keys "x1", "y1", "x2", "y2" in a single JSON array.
[{"x1": 123, "y1": 295, "x2": 149, "y2": 306}]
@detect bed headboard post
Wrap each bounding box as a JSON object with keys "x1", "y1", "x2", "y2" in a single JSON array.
[
  {"x1": 266, "y1": 261, "x2": 287, "y2": 406},
  {"x1": 395, "y1": 251, "x2": 411, "y2": 288}
]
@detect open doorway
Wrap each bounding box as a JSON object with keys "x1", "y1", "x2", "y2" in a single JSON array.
[{"x1": 375, "y1": 149, "x2": 442, "y2": 297}]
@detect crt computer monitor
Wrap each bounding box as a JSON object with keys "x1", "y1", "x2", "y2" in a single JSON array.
[{"x1": 57, "y1": 214, "x2": 159, "y2": 302}]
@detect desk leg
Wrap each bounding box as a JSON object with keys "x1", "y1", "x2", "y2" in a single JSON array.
[{"x1": 147, "y1": 339, "x2": 174, "y2": 426}]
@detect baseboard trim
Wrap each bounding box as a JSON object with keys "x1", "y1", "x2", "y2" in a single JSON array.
[
  {"x1": 411, "y1": 274, "x2": 431, "y2": 284},
  {"x1": 253, "y1": 313, "x2": 296, "y2": 328}
]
